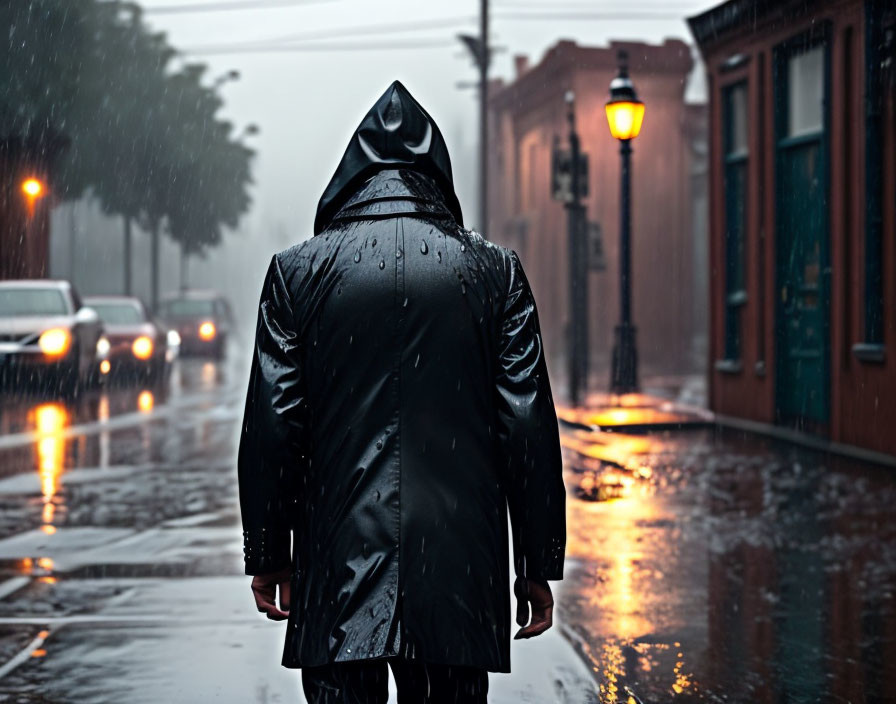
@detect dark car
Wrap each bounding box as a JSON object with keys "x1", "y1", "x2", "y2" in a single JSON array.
[
  {"x1": 84, "y1": 295, "x2": 178, "y2": 383},
  {"x1": 0, "y1": 280, "x2": 105, "y2": 395},
  {"x1": 158, "y1": 291, "x2": 233, "y2": 359}
]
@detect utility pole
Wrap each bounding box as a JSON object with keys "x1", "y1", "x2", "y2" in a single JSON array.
[
  {"x1": 458, "y1": 0, "x2": 489, "y2": 235},
  {"x1": 68, "y1": 202, "x2": 77, "y2": 285},
  {"x1": 180, "y1": 243, "x2": 188, "y2": 291},
  {"x1": 479, "y1": 0, "x2": 488, "y2": 236},
  {"x1": 123, "y1": 215, "x2": 132, "y2": 295},
  {"x1": 150, "y1": 222, "x2": 160, "y2": 313}
]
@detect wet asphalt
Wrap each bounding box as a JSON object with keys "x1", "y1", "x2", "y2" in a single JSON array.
[{"x1": 0, "y1": 356, "x2": 893, "y2": 703}]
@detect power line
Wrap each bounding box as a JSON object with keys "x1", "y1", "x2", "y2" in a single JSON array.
[
  {"x1": 494, "y1": 10, "x2": 687, "y2": 20},
  {"x1": 493, "y1": 0, "x2": 685, "y2": 7},
  {"x1": 185, "y1": 37, "x2": 458, "y2": 55},
  {"x1": 143, "y1": 0, "x2": 337, "y2": 14},
  {"x1": 202, "y1": 15, "x2": 476, "y2": 50}
]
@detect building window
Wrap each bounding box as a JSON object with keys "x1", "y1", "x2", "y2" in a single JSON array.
[
  {"x1": 723, "y1": 82, "x2": 748, "y2": 362},
  {"x1": 786, "y1": 46, "x2": 824, "y2": 137},
  {"x1": 858, "y1": 1, "x2": 885, "y2": 354}
]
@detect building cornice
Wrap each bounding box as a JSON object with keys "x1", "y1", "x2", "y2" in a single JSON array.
[
  {"x1": 688, "y1": 0, "x2": 821, "y2": 52},
  {"x1": 489, "y1": 39, "x2": 693, "y2": 115}
]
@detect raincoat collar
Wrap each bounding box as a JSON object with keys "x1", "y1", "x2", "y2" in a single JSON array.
[
  {"x1": 330, "y1": 169, "x2": 455, "y2": 226},
  {"x1": 314, "y1": 80, "x2": 463, "y2": 235}
]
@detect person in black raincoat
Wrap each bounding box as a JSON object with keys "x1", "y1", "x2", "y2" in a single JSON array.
[{"x1": 238, "y1": 80, "x2": 565, "y2": 703}]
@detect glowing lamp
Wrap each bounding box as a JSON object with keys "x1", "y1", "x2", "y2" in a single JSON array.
[
  {"x1": 132, "y1": 336, "x2": 154, "y2": 360},
  {"x1": 605, "y1": 100, "x2": 644, "y2": 141},
  {"x1": 605, "y1": 71, "x2": 644, "y2": 142},
  {"x1": 38, "y1": 328, "x2": 71, "y2": 357},
  {"x1": 22, "y1": 178, "x2": 44, "y2": 198},
  {"x1": 198, "y1": 321, "x2": 216, "y2": 341}
]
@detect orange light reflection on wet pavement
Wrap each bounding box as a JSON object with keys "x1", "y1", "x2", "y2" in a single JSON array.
[
  {"x1": 137, "y1": 390, "x2": 155, "y2": 413},
  {"x1": 562, "y1": 422, "x2": 696, "y2": 701},
  {"x1": 30, "y1": 403, "x2": 68, "y2": 535}
]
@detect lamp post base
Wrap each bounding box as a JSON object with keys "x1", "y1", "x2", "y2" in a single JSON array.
[{"x1": 610, "y1": 323, "x2": 639, "y2": 394}]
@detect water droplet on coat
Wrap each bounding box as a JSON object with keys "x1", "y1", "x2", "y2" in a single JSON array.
[
  {"x1": 379, "y1": 259, "x2": 385, "y2": 270},
  {"x1": 420, "y1": 240, "x2": 428, "y2": 254},
  {"x1": 353, "y1": 251, "x2": 361, "y2": 263}
]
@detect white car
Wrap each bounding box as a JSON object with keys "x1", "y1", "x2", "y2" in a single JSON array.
[{"x1": 0, "y1": 280, "x2": 105, "y2": 396}]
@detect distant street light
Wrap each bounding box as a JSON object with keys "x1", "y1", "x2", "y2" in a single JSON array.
[
  {"x1": 213, "y1": 69, "x2": 240, "y2": 88},
  {"x1": 21, "y1": 177, "x2": 46, "y2": 221},
  {"x1": 606, "y1": 49, "x2": 643, "y2": 394},
  {"x1": 237, "y1": 123, "x2": 260, "y2": 139},
  {"x1": 22, "y1": 178, "x2": 43, "y2": 198}
]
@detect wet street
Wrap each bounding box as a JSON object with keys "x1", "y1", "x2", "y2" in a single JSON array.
[
  {"x1": 559, "y1": 423, "x2": 896, "y2": 702},
  {"x1": 0, "y1": 359, "x2": 893, "y2": 702}
]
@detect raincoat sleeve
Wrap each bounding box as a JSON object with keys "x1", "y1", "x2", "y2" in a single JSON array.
[
  {"x1": 238, "y1": 254, "x2": 306, "y2": 576},
  {"x1": 495, "y1": 250, "x2": 566, "y2": 581}
]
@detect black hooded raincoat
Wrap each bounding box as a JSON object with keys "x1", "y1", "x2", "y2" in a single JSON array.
[{"x1": 238, "y1": 81, "x2": 565, "y2": 673}]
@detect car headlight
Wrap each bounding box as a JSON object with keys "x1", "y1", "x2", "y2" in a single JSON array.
[
  {"x1": 38, "y1": 328, "x2": 71, "y2": 357},
  {"x1": 166, "y1": 329, "x2": 181, "y2": 347},
  {"x1": 198, "y1": 321, "x2": 216, "y2": 341},
  {"x1": 132, "y1": 336, "x2": 154, "y2": 360},
  {"x1": 96, "y1": 336, "x2": 111, "y2": 358}
]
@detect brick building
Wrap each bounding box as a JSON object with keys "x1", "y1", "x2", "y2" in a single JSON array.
[
  {"x1": 689, "y1": 0, "x2": 896, "y2": 457},
  {"x1": 487, "y1": 39, "x2": 706, "y2": 398}
]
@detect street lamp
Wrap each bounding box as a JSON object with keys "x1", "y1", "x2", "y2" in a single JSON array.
[
  {"x1": 551, "y1": 92, "x2": 590, "y2": 406},
  {"x1": 606, "y1": 49, "x2": 643, "y2": 394},
  {"x1": 564, "y1": 91, "x2": 588, "y2": 407},
  {"x1": 21, "y1": 177, "x2": 45, "y2": 217},
  {"x1": 22, "y1": 178, "x2": 43, "y2": 198},
  {"x1": 212, "y1": 69, "x2": 240, "y2": 89},
  {"x1": 237, "y1": 123, "x2": 260, "y2": 140}
]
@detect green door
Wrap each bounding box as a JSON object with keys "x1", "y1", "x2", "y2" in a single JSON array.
[{"x1": 775, "y1": 37, "x2": 830, "y2": 428}]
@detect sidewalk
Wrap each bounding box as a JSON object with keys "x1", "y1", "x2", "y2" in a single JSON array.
[{"x1": 0, "y1": 523, "x2": 598, "y2": 702}]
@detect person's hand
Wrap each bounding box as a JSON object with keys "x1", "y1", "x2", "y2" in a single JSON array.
[
  {"x1": 513, "y1": 576, "x2": 554, "y2": 639},
  {"x1": 251, "y1": 567, "x2": 292, "y2": 621}
]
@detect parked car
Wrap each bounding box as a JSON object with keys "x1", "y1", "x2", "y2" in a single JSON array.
[
  {"x1": 158, "y1": 291, "x2": 233, "y2": 359},
  {"x1": 0, "y1": 280, "x2": 105, "y2": 395},
  {"x1": 84, "y1": 295, "x2": 179, "y2": 384}
]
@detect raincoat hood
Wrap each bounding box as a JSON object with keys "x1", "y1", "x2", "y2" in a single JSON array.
[{"x1": 314, "y1": 80, "x2": 463, "y2": 235}]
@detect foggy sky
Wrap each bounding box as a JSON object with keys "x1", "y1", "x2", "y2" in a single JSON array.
[{"x1": 138, "y1": 0, "x2": 713, "y2": 243}]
